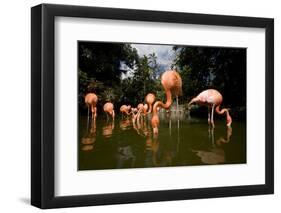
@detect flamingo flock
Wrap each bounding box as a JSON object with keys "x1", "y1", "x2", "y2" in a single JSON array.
[{"x1": 84, "y1": 70, "x2": 232, "y2": 137}]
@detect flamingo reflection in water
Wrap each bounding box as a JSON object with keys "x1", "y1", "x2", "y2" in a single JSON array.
[
  {"x1": 102, "y1": 121, "x2": 115, "y2": 138},
  {"x1": 119, "y1": 118, "x2": 131, "y2": 131},
  {"x1": 192, "y1": 127, "x2": 232, "y2": 165},
  {"x1": 80, "y1": 116, "x2": 97, "y2": 151},
  {"x1": 144, "y1": 132, "x2": 175, "y2": 167}
]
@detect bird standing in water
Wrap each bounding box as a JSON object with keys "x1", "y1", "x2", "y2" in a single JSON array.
[
  {"x1": 103, "y1": 102, "x2": 115, "y2": 121},
  {"x1": 188, "y1": 89, "x2": 232, "y2": 128},
  {"x1": 151, "y1": 70, "x2": 182, "y2": 135},
  {"x1": 85, "y1": 93, "x2": 98, "y2": 120},
  {"x1": 145, "y1": 93, "x2": 156, "y2": 114},
  {"x1": 120, "y1": 105, "x2": 131, "y2": 118}
]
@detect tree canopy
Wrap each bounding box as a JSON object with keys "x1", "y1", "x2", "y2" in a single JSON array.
[
  {"x1": 79, "y1": 42, "x2": 246, "y2": 118},
  {"x1": 173, "y1": 46, "x2": 246, "y2": 107}
]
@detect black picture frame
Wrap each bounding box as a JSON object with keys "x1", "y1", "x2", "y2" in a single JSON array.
[{"x1": 31, "y1": 3, "x2": 274, "y2": 209}]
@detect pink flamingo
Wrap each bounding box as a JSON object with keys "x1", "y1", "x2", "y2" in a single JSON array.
[
  {"x1": 151, "y1": 70, "x2": 182, "y2": 135},
  {"x1": 130, "y1": 107, "x2": 143, "y2": 135},
  {"x1": 143, "y1": 104, "x2": 149, "y2": 115},
  {"x1": 85, "y1": 93, "x2": 98, "y2": 120},
  {"x1": 145, "y1": 93, "x2": 156, "y2": 114},
  {"x1": 136, "y1": 103, "x2": 145, "y2": 122},
  {"x1": 103, "y1": 102, "x2": 115, "y2": 121},
  {"x1": 120, "y1": 105, "x2": 131, "y2": 118},
  {"x1": 130, "y1": 107, "x2": 139, "y2": 123},
  {"x1": 188, "y1": 89, "x2": 232, "y2": 128}
]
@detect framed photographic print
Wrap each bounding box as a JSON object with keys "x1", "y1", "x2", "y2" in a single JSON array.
[{"x1": 31, "y1": 3, "x2": 274, "y2": 209}]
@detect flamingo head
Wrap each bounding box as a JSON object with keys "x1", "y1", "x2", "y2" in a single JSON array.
[
  {"x1": 226, "y1": 110, "x2": 232, "y2": 127},
  {"x1": 144, "y1": 104, "x2": 148, "y2": 111},
  {"x1": 188, "y1": 97, "x2": 199, "y2": 109}
]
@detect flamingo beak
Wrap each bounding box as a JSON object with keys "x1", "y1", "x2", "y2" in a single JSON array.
[
  {"x1": 226, "y1": 116, "x2": 232, "y2": 127},
  {"x1": 188, "y1": 98, "x2": 196, "y2": 109}
]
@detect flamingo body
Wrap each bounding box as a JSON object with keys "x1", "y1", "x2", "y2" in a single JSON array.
[
  {"x1": 161, "y1": 70, "x2": 182, "y2": 97},
  {"x1": 145, "y1": 93, "x2": 156, "y2": 114},
  {"x1": 103, "y1": 102, "x2": 115, "y2": 120},
  {"x1": 85, "y1": 93, "x2": 98, "y2": 119},
  {"x1": 151, "y1": 70, "x2": 182, "y2": 135},
  {"x1": 188, "y1": 89, "x2": 232, "y2": 127},
  {"x1": 190, "y1": 89, "x2": 222, "y2": 106},
  {"x1": 120, "y1": 105, "x2": 131, "y2": 116}
]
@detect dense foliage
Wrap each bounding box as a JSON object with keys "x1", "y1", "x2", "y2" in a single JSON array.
[
  {"x1": 173, "y1": 46, "x2": 246, "y2": 107},
  {"x1": 79, "y1": 42, "x2": 246, "y2": 118}
]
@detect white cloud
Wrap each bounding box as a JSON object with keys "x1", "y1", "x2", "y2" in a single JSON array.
[{"x1": 131, "y1": 44, "x2": 175, "y2": 71}]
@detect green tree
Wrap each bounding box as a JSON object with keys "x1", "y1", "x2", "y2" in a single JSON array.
[
  {"x1": 173, "y1": 46, "x2": 246, "y2": 108},
  {"x1": 79, "y1": 42, "x2": 138, "y2": 86},
  {"x1": 78, "y1": 42, "x2": 139, "y2": 112}
]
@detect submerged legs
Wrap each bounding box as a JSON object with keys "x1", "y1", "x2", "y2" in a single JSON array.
[
  {"x1": 208, "y1": 106, "x2": 211, "y2": 125},
  {"x1": 211, "y1": 105, "x2": 215, "y2": 128},
  {"x1": 176, "y1": 96, "x2": 179, "y2": 129},
  {"x1": 87, "y1": 106, "x2": 90, "y2": 131}
]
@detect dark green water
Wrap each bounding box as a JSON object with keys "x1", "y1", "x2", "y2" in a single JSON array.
[{"x1": 78, "y1": 113, "x2": 246, "y2": 170}]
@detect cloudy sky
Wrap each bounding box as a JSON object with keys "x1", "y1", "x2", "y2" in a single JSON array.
[
  {"x1": 121, "y1": 43, "x2": 175, "y2": 79},
  {"x1": 132, "y1": 44, "x2": 175, "y2": 71}
]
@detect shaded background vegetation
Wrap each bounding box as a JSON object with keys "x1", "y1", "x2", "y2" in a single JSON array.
[{"x1": 78, "y1": 42, "x2": 246, "y2": 120}]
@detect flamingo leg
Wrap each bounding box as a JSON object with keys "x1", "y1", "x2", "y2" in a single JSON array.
[
  {"x1": 169, "y1": 118, "x2": 172, "y2": 135},
  {"x1": 176, "y1": 96, "x2": 179, "y2": 129},
  {"x1": 211, "y1": 104, "x2": 215, "y2": 128},
  {"x1": 94, "y1": 107, "x2": 97, "y2": 121},
  {"x1": 176, "y1": 96, "x2": 179, "y2": 114},
  {"x1": 208, "y1": 106, "x2": 211, "y2": 125},
  {"x1": 211, "y1": 127, "x2": 215, "y2": 147},
  {"x1": 91, "y1": 105, "x2": 95, "y2": 120},
  {"x1": 87, "y1": 106, "x2": 90, "y2": 131},
  {"x1": 176, "y1": 121, "x2": 180, "y2": 153}
]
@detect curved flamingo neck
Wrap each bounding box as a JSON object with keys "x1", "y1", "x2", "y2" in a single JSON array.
[
  {"x1": 148, "y1": 103, "x2": 152, "y2": 114},
  {"x1": 215, "y1": 106, "x2": 228, "y2": 115},
  {"x1": 215, "y1": 105, "x2": 232, "y2": 126},
  {"x1": 125, "y1": 110, "x2": 130, "y2": 115},
  {"x1": 143, "y1": 106, "x2": 148, "y2": 115},
  {"x1": 188, "y1": 97, "x2": 199, "y2": 107},
  {"x1": 152, "y1": 89, "x2": 172, "y2": 115}
]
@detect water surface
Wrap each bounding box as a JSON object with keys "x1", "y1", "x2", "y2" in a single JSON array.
[{"x1": 78, "y1": 113, "x2": 246, "y2": 170}]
